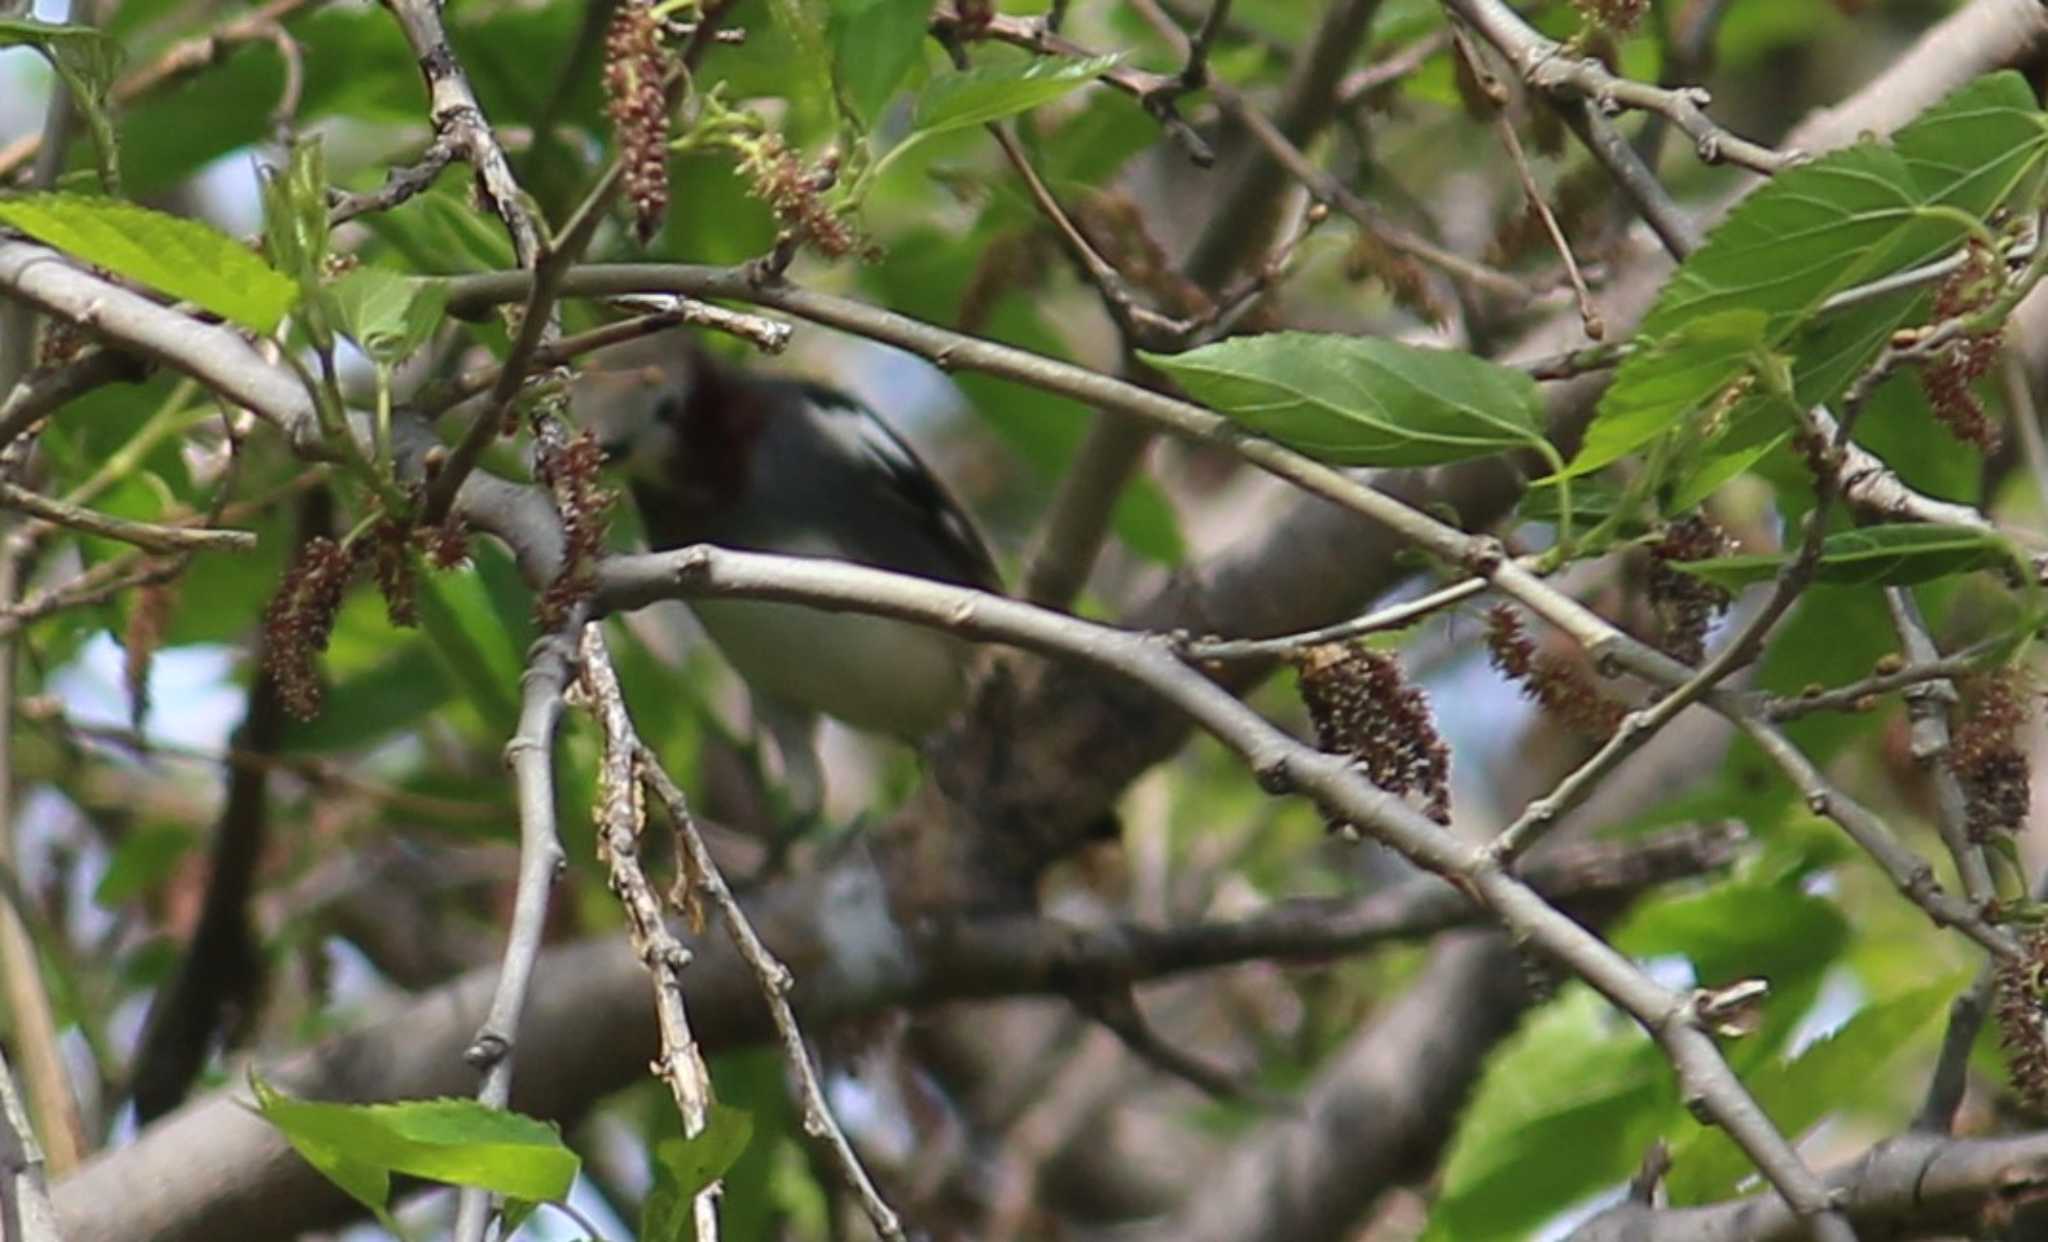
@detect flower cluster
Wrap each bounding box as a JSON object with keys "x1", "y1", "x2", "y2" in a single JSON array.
[
  {"x1": 1646, "y1": 516, "x2": 1733, "y2": 666},
  {"x1": 1573, "y1": 0, "x2": 1647, "y2": 36},
  {"x1": 123, "y1": 577, "x2": 176, "y2": 726},
  {"x1": 534, "y1": 425, "x2": 616, "y2": 629},
  {"x1": 368, "y1": 517, "x2": 419, "y2": 629},
  {"x1": 1995, "y1": 926, "x2": 2048, "y2": 1113},
  {"x1": 1296, "y1": 642, "x2": 1452, "y2": 830},
  {"x1": 1485, "y1": 604, "x2": 1627, "y2": 738},
  {"x1": 1950, "y1": 671, "x2": 2033, "y2": 841},
  {"x1": 604, "y1": 0, "x2": 674, "y2": 245},
  {"x1": 735, "y1": 132, "x2": 864, "y2": 260},
  {"x1": 262, "y1": 537, "x2": 361, "y2": 720},
  {"x1": 1920, "y1": 240, "x2": 2006, "y2": 451}
]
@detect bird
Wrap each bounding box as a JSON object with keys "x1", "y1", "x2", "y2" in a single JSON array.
[{"x1": 592, "y1": 340, "x2": 1002, "y2": 819}]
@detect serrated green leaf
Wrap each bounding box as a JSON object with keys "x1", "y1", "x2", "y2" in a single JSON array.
[
  {"x1": 1565, "y1": 309, "x2": 1771, "y2": 478},
  {"x1": 1565, "y1": 72, "x2": 2048, "y2": 482},
  {"x1": 910, "y1": 53, "x2": 1120, "y2": 138},
  {"x1": 1674, "y1": 524, "x2": 2018, "y2": 590},
  {"x1": 0, "y1": 193, "x2": 295, "y2": 333},
  {"x1": 251, "y1": 1077, "x2": 580, "y2": 1204},
  {"x1": 323, "y1": 267, "x2": 448, "y2": 366},
  {"x1": 828, "y1": 0, "x2": 930, "y2": 128},
  {"x1": 1142, "y1": 331, "x2": 1550, "y2": 466},
  {"x1": 249, "y1": 1077, "x2": 399, "y2": 1231}
]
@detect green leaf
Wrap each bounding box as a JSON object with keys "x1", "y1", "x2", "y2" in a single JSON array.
[
  {"x1": 1674, "y1": 524, "x2": 2018, "y2": 590},
  {"x1": 828, "y1": 0, "x2": 930, "y2": 128},
  {"x1": 1424, "y1": 986, "x2": 1675, "y2": 1242},
  {"x1": 249, "y1": 1078, "x2": 398, "y2": 1231},
  {"x1": 1614, "y1": 883, "x2": 1850, "y2": 999},
  {"x1": 909, "y1": 53, "x2": 1120, "y2": 139},
  {"x1": 0, "y1": 193, "x2": 296, "y2": 334},
  {"x1": 1665, "y1": 981, "x2": 1957, "y2": 1203},
  {"x1": 643, "y1": 1106, "x2": 754, "y2": 1241},
  {"x1": 1564, "y1": 309, "x2": 1770, "y2": 479},
  {"x1": 763, "y1": 0, "x2": 833, "y2": 116},
  {"x1": 279, "y1": 641, "x2": 454, "y2": 754},
  {"x1": 251, "y1": 1077, "x2": 580, "y2": 1206},
  {"x1": 0, "y1": 19, "x2": 124, "y2": 191},
  {"x1": 1142, "y1": 331, "x2": 1551, "y2": 467},
  {"x1": 93, "y1": 823, "x2": 197, "y2": 907},
  {"x1": 1565, "y1": 72, "x2": 2048, "y2": 481},
  {"x1": 416, "y1": 564, "x2": 526, "y2": 739},
  {"x1": 1517, "y1": 478, "x2": 1646, "y2": 537},
  {"x1": 323, "y1": 267, "x2": 449, "y2": 366}
]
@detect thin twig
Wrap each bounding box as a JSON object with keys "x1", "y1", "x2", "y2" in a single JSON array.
[
  {"x1": 1553, "y1": 96, "x2": 1701, "y2": 261},
  {"x1": 326, "y1": 139, "x2": 457, "y2": 226},
  {"x1": 1334, "y1": 30, "x2": 1451, "y2": 108},
  {"x1": 1491, "y1": 107, "x2": 1603, "y2": 337},
  {"x1": 449, "y1": 621, "x2": 578, "y2": 1242},
  {"x1": 579, "y1": 628, "x2": 722, "y2": 1242},
  {"x1": 1184, "y1": 576, "x2": 1493, "y2": 661},
  {"x1": 1914, "y1": 967, "x2": 1991, "y2": 1133},
  {"x1": 1444, "y1": 0, "x2": 1796, "y2": 175},
  {"x1": 380, "y1": 0, "x2": 544, "y2": 266},
  {"x1": 1520, "y1": 339, "x2": 1633, "y2": 380},
  {"x1": 638, "y1": 742, "x2": 908, "y2": 1242},
  {"x1": 931, "y1": 6, "x2": 1215, "y2": 167},
  {"x1": 1884, "y1": 588, "x2": 1996, "y2": 910},
  {"x1": 0, "y1": 1044, "x2": 62, "y2": 1242},
  {"x1": 1761, "y1": 637, "x2": 2004, "y2": 721},
  {"x1": 423, "y1": 161, "x2": 623, "y2": 525},
  {"x1": 1177, "y1": 0, "x2": 1230, "y2": 90},
  {"x1": 0, "y1": 480, "x2": 255, "y2": 553},
  {"x1": 0, "y1": 348, "x2": 151, "y2": 453},
  {"x1": 1080, "y1": 988, "x2": 1275, "y2": 1105}
]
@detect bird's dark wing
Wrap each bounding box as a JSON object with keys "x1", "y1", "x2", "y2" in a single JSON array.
[{"x1": 796, "y1": 382, "x2": 1004, "y2": 593}]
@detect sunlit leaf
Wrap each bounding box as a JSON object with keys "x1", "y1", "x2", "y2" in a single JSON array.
[
  {"x1": 1564, "y1": 73, "x2": 2048, "y2": 483},
  {"x1": 251, "y1": 1077, "x2": 580, "y2": 1207},
  {"x1": 1673, "y1": 524, "x2": 2018, "y2": 590},
  {"x1": 0, "y1": 193, "x2": 296, "y2": 333},
  {"x1": 1143, "y1": 331, "x2": 1550, "y2": 466},
  {"x1": 828, "y1": 0, "x2": 930, "y2": 128}
]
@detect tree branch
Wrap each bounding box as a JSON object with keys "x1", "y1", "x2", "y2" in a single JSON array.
[
  {"x1": 49, "y1": 821, "x2": 1734, "y2": 1242},
  {"x1": 1568, "y1": 1129, "x2": 2048, "y2": 1242}
]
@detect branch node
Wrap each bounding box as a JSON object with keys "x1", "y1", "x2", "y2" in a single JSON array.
[
  {"x1": 1254, "y1": 755, "x2": 1292, "y2": 794},
  {"x1": 463, "y1": 1031, "x2": 510, "y2": 1070}
]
